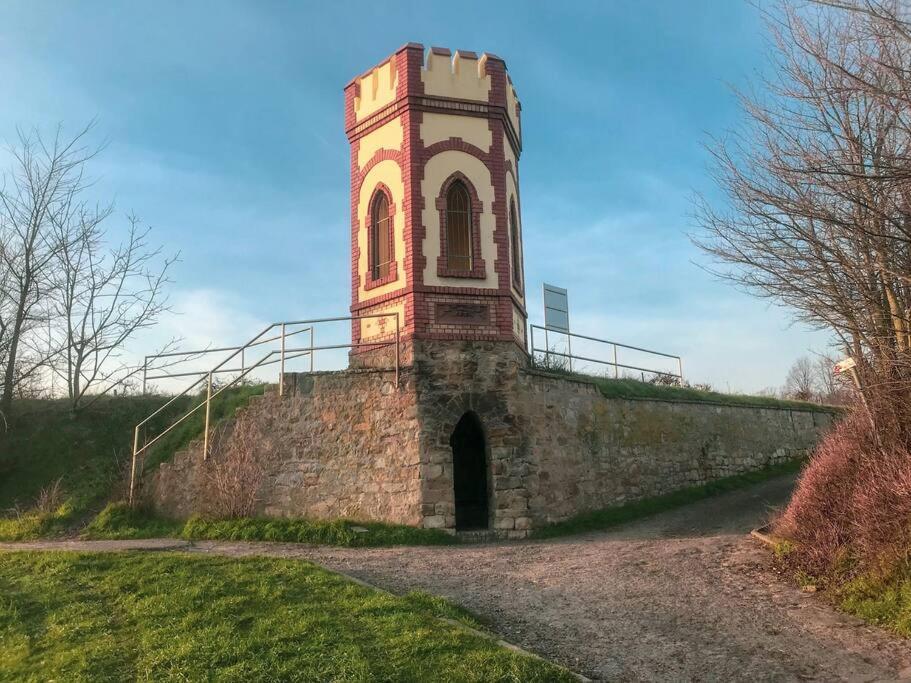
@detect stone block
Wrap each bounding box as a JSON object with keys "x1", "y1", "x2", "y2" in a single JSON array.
[{"x1": 423, "y1": 515, "x2": 446, "y2": 528}]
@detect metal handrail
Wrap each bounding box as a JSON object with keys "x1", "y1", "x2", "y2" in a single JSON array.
[
  {"x1": 529, "y1": 324, "x2": 683, "y2": 381},
  {"x1": 141, "y1": 326, "x2": 313, "y2": 393},
  {"x1": 128, "y1": 313, "x2": 401, "y2": 505}
]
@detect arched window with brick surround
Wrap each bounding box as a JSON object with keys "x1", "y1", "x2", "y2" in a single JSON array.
[
  {"x1": 446, "y1": 181, "x2": 472, "y2": 272},
  {"x1": 370, "y1": 189, "x2": 392, "y2": 280},
  {"x1": 509, "y1": 199, "x2": 522, "y2": 290},
  {"x1": 436, "y1": 173, "x2": 486, "y2": 279}
]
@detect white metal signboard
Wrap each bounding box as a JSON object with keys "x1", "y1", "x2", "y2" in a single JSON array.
[
  {"x1": 543, "y1": 283, "x2": 569, "y2": 333},
  {"x1": 834, "y1": 357, "x2": 857, "y2": 374}
]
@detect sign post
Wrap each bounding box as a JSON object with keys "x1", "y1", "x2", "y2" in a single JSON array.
[{"x1": 543, "y1": 283, "x2": 571, "y2": 371}]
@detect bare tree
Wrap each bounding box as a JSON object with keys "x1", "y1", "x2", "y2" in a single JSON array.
[
  {"x1": 693, "y1": 1, "x2": 911, "y2": 433},
  {"x1": 0, "y1": 124, "x2": 99, "y2": 412},
  {"x1": 46, "y1": 213, "x2": 177, "y2": 412},
  {"x1": 784, "y1": 356, "x2": 818, "y2": 401}
]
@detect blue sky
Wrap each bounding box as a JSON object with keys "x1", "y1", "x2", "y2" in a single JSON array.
[{"x1": 0, "y1": 1, "x2": 831, "y2": 391}]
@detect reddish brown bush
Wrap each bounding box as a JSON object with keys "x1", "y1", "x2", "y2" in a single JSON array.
[
  {"x1": 205, "y1": 420, "x2": 265, "y2": 519},
  {"x1": 775, "y1": 410, "x2": 911, "y2": 578}
]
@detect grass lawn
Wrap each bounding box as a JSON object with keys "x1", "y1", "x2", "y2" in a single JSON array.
[
  {"x1": 0, "y1": 387, "x2": 264, "y2": 541},
  {"x1": 0, "y1": 551, "x2": 573, "y2": 682},
  {"x1": 533, "y1": 458, "x2": 806, "y2": 539}
]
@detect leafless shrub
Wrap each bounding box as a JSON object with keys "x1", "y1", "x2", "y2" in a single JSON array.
[
  {"x1": 532, "y1": 349, "x2": 572, "y2": 374},
  {"x1": 649, "y1": 373, "x2": 681, "y2": 387},
  {"x1": 775, "y1": 410, "x2": 911, "y2": 577},
  {"x1": 34, "y1": 477, "x2": 65, "y2": 515},
  {"x1": 205, "y1": 420, "x2": 264, "y2": 519}
]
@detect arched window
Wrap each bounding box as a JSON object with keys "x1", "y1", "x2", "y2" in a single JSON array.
[
  {"x1": 446, "y1": 181, "x2": 472, "y2": 272},
  {"x1": 509, "y1": 199, "x2": 522, "y2": 289},
  {"x1": 370, "y1": 191, "x2": 392, "y2": 279}
]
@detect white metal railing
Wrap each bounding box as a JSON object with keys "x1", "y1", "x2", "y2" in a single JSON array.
[
  {"x1": 140, "y1": 326, "x2": 314, "y2": 394},
  {"x1": 529, "y1": 324, "x2": 683, "y2": 382},
  {"x1": 128, "y1": 313, "x2": 400, "y2": 505}
]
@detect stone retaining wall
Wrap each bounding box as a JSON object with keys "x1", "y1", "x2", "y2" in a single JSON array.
[
  {"x1": 149, "y1": 341, "x2": 836, "y2": 537},
  {"x1": 149, "y1": 369, "x2": 423, "y2": 524}
]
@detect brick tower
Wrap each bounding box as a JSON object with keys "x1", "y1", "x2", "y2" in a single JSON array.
[{"x1": 344, "y1": 44, "x2": 527, "y2": 363}]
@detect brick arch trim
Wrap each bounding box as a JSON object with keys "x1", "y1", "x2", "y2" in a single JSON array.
[
  {"x1": 358, "y1": 148, "x2": 402, "y2": 187},
  {"x1": 508, "y1": 195, "x2": 524, "y2": 293}
]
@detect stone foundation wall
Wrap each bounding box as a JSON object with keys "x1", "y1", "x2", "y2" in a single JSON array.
[
  {"x1": 148, "y1": 341, "x2": 836, "y2": 537},
  {"x1": 409, "y1": 342, "x2": 835, "y2": 536}
]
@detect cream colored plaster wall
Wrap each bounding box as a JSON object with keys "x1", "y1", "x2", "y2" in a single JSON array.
[
  {"x1": 354, "y1": 57, "x2": 398, "y2": 122},
  {"x1": 420, "y1": 113, "x2": 491, "y2": 151},
  {"x1": 357, "y1": 118, "x2": 403, "y2": 168},
  {"x1": 357, "y1": 160, "x2": 406, "y2": 300},
  {"x1": 421, "y1": 150, "x2": 498, "y2": 289},
  {"x1": 422, "y1": 52, "x2": 490, "y2": 102}
]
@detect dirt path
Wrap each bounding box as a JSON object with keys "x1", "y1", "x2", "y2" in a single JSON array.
[{"x1": 3, "y1": 475, "x2": 909, "y2": 682}]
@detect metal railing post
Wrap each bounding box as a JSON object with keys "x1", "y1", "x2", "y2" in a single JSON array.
[
  {"x1": 241, "y1": 347, "x2": 245, "y2": 377},
  {"x1": 613, "y1": 344, "x2": 619, "y2": 378},
  {"x1": 203, "y1": 371, "x2": 212, "y2": 460},
  {"x1": 678, "y1": 357, "x2": 684, "y2": 384},
  {"x1": 279, "y1": 322, "x2": 286, "y2": 396},
  {"x1": 544, "y1": 328, "x2": 550, "y2": 367},
  {"x1": 129, "y1": 426, "x2": 140, "y2": 506},
  {"x1": 567, "y1": 332, "x2": 573, "y2": 373},
  {"x1": 530, "y1": 325, "x2": 536, "y2": 366},
  {"x1": 309, "y1": 327, "x2": 314, "y2": 373},
  {"x1": 395, "y1": 314, "x2": 400, "y2": 387}
]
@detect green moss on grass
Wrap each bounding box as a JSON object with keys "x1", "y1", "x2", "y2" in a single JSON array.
[
  {"x1": 533, "y1": 458, "x2": 806, "y2": 539},
  {"x1": 836, "y1": 559, "x2": 911, "y2": 637},
  {"x1": 0, "y1": 551, "x2": 574, "y2": 681}
]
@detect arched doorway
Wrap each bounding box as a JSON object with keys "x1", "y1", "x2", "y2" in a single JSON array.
[{"x1": 450, "y1": 412, "x2": 489, "y2": 530}]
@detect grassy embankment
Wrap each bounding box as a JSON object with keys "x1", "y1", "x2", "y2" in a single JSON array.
[
  {"x1": 0, "y1": 551, "x2": 574, "y2": 681},
  {"x1": 0, "y1": 385, "x2": 264, "y2": 540},
  {"x1": 546, "y1": 371, "x2": 839, "y2": 413}
]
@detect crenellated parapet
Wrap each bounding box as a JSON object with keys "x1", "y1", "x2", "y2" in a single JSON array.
[
  {"x1": 345, "y1": 44, "x2": 528, "y2": 362},
  {"x1": 345, "y1": 43, "x2": 521, "y2": 156}
]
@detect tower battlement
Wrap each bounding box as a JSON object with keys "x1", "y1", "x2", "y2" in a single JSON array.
[{"x1": 345, "y1": 43, "x2": 521, "y2": 152}]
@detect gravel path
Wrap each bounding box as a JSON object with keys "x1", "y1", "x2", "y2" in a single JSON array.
[{"x1": 3, "y1": 475, "x2": 910, "y2": 682}]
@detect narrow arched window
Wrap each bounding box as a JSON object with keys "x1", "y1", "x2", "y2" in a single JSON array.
[
  {"x1": 370, "y1": 191, "x2": 391, "y2": 279},
  {"x1": 446, "y1": 181, "x2": 472, "y2": 272},
  {"x1": 509, "y1": 200, "x2": 522, "y2": 288}
]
